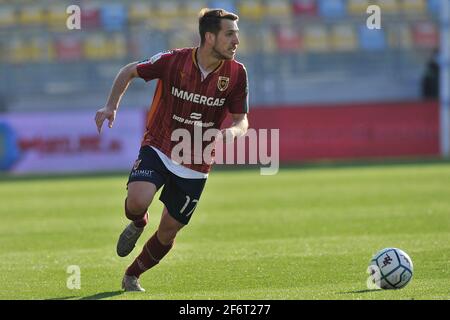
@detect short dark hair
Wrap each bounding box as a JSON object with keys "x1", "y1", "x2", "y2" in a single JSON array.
[{"x1": 198, "y1": 8, "x2": 239, "y2": 45}]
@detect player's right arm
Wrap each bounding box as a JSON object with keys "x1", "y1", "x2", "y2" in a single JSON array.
[
  {"x1": 95, "y1": 62, "x2": 139, "y2": 134},
  {"x1": 95, "y1": 50, "x2": 174, "y2": 133}
]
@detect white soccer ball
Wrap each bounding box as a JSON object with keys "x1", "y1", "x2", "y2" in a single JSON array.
[{"x1": 367, "y1": 248, "x2": 413, "y2": 289}]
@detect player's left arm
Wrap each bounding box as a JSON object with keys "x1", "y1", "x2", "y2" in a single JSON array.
[{"x1": 223, "y1": 65, "x2": 249, "y2": 141}]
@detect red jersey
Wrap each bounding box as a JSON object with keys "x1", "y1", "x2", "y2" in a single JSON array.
[{"x1": 136, "y1": 47, "x2": 249, "y2": 173}]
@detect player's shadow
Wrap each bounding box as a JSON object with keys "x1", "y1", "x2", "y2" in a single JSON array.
[
  {"x1": 339, "y1": 289, "x2": 382, "y2": 294},
  {"x1": 79, "y1": 290, "x2": 124, "y2": 300},
  {"x1": 46, "y1": 296, "x2": 78, "y2": 300}
]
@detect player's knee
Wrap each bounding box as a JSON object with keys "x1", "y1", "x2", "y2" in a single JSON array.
[
  {"x1": 126, "y1": 182, "x2": 157, "y2": 215},
  {"x1": 126, "y1": 196, "x2": 150, "y2": 215}
]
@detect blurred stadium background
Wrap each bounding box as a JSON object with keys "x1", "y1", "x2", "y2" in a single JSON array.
[
  {"x1": 1, "y1": 0, "x2": 450, "y2": 301},
  {"x1": 0, "y1": 0, "x2": 447, "y2": 173}
]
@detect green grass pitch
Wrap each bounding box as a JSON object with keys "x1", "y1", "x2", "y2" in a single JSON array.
[{"x1": 0, "y1": 162, "x2": 449, "y2": 300}]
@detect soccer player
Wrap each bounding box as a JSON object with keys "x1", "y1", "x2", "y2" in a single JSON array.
[{"x1": 94, "y1": 8, "x2": 249, "y2": 292}]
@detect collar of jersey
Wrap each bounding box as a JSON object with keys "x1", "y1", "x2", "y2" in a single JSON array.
[{"x1": 192, "y1": 47, "x2": 224, "y2": 75}]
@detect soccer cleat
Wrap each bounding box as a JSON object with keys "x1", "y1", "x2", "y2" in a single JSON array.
[
  {"x1": 122, "y1": 274, "x2": 145, "y2": 292},
  {"x1": 116, "y1": 222, "x2": 144, "y2": 257}
]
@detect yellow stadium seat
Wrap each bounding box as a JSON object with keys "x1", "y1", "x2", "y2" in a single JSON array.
[
  {"x1": 155, "y1": 1, "x2": 181, "y2": 19},
  {"x1": 150, "y1": 1, "x2": 182, "y2": 30},
  {"x1": 46, "y1": 5, "x2": 68, "y2": 31},
  {"x1": 376, "y1": 0, "x2": 400, "y2": 14},
  {"x1": 250, "y1": 31, "x2": 265, "y2": 55},
  {"x1": 235, "y1": 30, "x2": 263, "y2": 55},
  {"x1": 18, "y1": 5, "x2": 44, "y2": 26},
  {"x1": 168, "y1": 30, "x2": 197, "y2": 50},
  {"x1": 7, "y1": 38, "x2": 28, "y2": 64},
  {"x1": 128, "y1": 2, "x2": 154, "y2": 24},
  {"x1": 28, "y1": 38, "x2": 55, "y2": 62},
  {"x1": 0, "y1": 6, "x2": 16, "y2": 28},
  {"x1": 261, "y1": 30, "x2": 277, "y2": 54},
  {"x1": 347, "y1": 0, "x2": 370, "y2": 16},
  {"x1": 181, "y1": 1, "x2": 207, "y2": 16},
  {"x1": 237, "y1": 0, "x2": 265, "y2": 21},
  {"x1": 83, "y1": 34, "x2": 110, "y2": 60},
  {"x1": 108, "y1": 34, "x2": 127, "y2": 60},
  {"x1": 330, "y1": 24, "x2": 357, "y2": 52},
  {"x1": 151, "y1": 17, "x2": 174, "y2": 31},
  {"x1": 28, "y1": 39, "x2": 41, "y2": 62},
  {"x1": 264, "y1": 0, "x2": 291, "y2": 19},
  {"x1": 387, "y1": 24, "x2": 412, "y2": 49},
  {"x1": 235, "y1": 32, "x2": 249, "y2": 55},
  {"x1": 303, "y1": 25, "x2": 330, "y2": 52},
  {"x1": 400, "y1": 0, "x2": 426, "y2": 15},
  {"x1": 45, "y1": 39, "x2": 56, "y2": 62}
]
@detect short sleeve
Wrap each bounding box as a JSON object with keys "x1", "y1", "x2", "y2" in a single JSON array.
[
  {"x1": 136, "y1": 50, "x2": 173, "y2": 82},
  {"x1": 228, "y1": 66, "x2": 249, "y2": 114}
]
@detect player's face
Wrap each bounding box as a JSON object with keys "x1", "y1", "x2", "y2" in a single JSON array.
[{"x1": 212, "y1": 20, "x2": 240, "y2": 60}]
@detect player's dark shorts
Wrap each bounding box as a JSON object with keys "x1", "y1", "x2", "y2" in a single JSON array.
[{"x1": 127, "y1": 146, "x2": 207, "y2": 225}]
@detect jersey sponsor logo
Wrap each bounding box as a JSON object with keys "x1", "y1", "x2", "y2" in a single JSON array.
[
  {"x1": 217, "y1": 76, "x2": 229, "y2": 91},
  {"x1": 171, "y1": 86, "x2": 225, "y2": 107},
  {"x1": 189, "y1": 113, "x2": 202, "y2": 120},
  {"x1": 172, "y1": 114, "x2": 214, "y2": 128}
]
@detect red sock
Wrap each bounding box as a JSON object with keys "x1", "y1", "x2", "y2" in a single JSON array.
[
  {"x1": 124, "y1": 198, "x2": 148, "y2": 228},
  {"x1": 125, "y1": 232, "x2": 174, "y2": 278}
]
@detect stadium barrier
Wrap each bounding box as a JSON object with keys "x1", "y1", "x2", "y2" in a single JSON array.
[
  {"x1": 229, "y1": 100, "x2": 440, "y2": 163},
  {"x1": 0, "y1": 101, "x2": 440, "y2": 174}
]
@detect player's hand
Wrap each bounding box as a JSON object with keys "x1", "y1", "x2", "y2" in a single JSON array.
[
  {"x1": 219, "y1": 128, "x2": 235, "y2": 144},
  {"x1": 95, "y1": 107, "x2": 116, "y2": 134}
]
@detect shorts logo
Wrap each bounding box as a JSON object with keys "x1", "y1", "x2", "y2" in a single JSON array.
[
  {"x1": 133, "y1": 159, "x2": 142, "y2": 171},
  {"x1": 217, "y1": 76, "x2": 229, "y2": 92}
]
